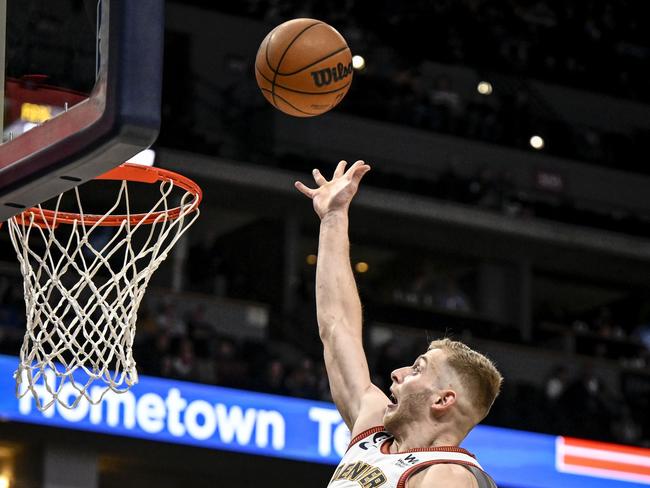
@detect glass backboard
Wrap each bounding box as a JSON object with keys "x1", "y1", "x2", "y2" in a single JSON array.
[{"x1": 0, "y1": 0, "x2": 165, "y2": 221}]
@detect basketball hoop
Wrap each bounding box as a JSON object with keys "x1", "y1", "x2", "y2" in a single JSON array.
[{"x1": 6, "y1": 163, "x2": 202, "y2": 411}]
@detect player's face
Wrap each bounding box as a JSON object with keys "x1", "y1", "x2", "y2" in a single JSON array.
[{"x1": 383, "y1": 349, "x2": 448, "y2": 430}]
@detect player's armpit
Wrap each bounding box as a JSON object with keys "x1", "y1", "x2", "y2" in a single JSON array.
[
  {"x1": 408, "y1": 464, "x2": 479, "y2": 488},
  {"x1": 349, "y1": 384, "x2": 391, "y2": 438}
]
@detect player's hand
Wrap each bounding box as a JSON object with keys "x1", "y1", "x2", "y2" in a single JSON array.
[{"x1": 294, "y1": 160, "x2": 371, "y2": 219}]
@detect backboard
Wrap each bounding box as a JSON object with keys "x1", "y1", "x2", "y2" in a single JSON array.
[{"x1": 0, "y1": 0, "x2": 165, "y2": 221}]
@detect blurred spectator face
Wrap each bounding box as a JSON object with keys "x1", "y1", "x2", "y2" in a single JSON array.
[
  {"x1": 285, "y1": 357, "x2": 318, "y2": 398},
  {"x1": 156, "y1": 333, "x2": 171, "y2": 352},
  {"x1": 180, "y1": 339, "x2": 194, "y2": 361},
  {"x1": 545, "y1": 366, "x2": 568, "y2": 401},
  {"x1": 270, "y1": 360, "x2": 284, "y2": 376},
  {"x1": 437, "y1": 277, "x2": 472, "y2": 312},
  {"x1": 586, "y1": 375, "x2": 600, "y2": 395},
  {"x1": 216, "y1": 339, "x2": 236, "y2": 359},
  {"x1": 300, "y1": 357, "x2": 314, "y2": 372},
  {"x1": 191, "y1": 305, "x2": 206, "y2": 321}
]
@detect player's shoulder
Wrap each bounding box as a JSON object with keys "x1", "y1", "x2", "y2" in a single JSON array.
[{"x1": 408, "y1": 463, "x2": 479, "y2": 488}]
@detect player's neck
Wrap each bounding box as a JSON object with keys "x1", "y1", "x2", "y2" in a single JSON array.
[{"x1": 390, "y1": 423, "x2": 463, "y2": 452}]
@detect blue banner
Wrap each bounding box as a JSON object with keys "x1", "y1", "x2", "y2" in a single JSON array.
[{"x1": 0, "y1": 354, "x2": 647, "y2": 487}]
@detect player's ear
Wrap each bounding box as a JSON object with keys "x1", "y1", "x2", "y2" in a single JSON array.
[{"x1": 431, "y1": 390, "x2": 456, "y2": 413}]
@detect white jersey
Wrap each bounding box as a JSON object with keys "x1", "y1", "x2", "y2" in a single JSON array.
[{"x1": 328, "y1": 426, "x2": 497, "y2": 488}]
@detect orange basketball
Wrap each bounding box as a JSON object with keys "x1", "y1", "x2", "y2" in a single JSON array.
[{"x1": 255, "y1": 18, "x2": 353, "y2": 117}]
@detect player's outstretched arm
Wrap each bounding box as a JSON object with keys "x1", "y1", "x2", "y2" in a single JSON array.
[{"x1": 295, "y1": 161, "x2": 389, "y2": 434}]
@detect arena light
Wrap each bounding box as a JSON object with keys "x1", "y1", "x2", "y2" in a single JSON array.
[
  {"x1": 306, "y1": 254, "x2": 317, "y2": 265},
  {"x1": 477, "y1": 81, "x2": 493, "y2": 95},
  {"x1": 0, "y1": 474, "x2": 9, "y2": 488},
  {"x1": 530, "y1": 135, "x2": 545, "y2": 150},
  {"x1": 355, "y1": 262, "x2": 369, "y2": 273},
  {"x1": 352, "y1": 55, "x2": 366, "y2": 70}
]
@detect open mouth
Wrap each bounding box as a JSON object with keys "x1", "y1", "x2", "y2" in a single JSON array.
[{"x1": 388, "y1": 393, "x2": 398, "y2": 408}]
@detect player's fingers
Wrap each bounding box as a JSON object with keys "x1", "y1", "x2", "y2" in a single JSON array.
[
  {"x1": 295, "y1": 181, "x2": 316, "y2": 198},
  {"x1": 312, "y1": 168, "x2": 327, "y2": 186},
  {"x1": 333, "y1": 160, "x2": 347, "y2": 178},
  {"x1": 346, "y1": 160, "x2": 366, "y2": 178},
  {"x1": 350, "y1": 164, "x2": 371, "y2": 184}
]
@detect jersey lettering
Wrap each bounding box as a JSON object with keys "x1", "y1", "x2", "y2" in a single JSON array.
[{"x1": 331, "y1": 461, "x2": 387, "y2": 488}]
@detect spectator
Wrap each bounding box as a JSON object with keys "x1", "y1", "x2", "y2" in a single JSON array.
[
  {"x1": 214, "y1": 337, "x2": 249, "y2": 389},
  {"x1": 612, "y1": 406, "x2": 643, "y2": 445},
  {"x1": 170, "y1": 338, "x2": 198, "y2": 380},
  {"x1": 561, "y1": 367, "x2": 614, "y2": 438},
  {"x1": 156, "y1": 303, "x2": 188, "y2": 338},
  {"x1": 427, "y1": 74, "x2": 462, "y2": 133},
  {"x1": 435, "y1": 276, "x2": 473, "y2": 313},
  {"x1": 593, "y1": 306, "x2": 626, "y2": 340},
  {"x1": 544, "y1": 365, "x2": 569, "y2": 403},
  {"x1": 137, "y1": 331, "x2": 173, "y2": 378},
  {"x1": 256, "y1": 358, "x2": 289, "y2": 396},
  {"x1": 285, "y1": 357, "x2": 318, "y2": 399},
  {"x1": 187, "y1": 305, "x2": 214, "y2": 358},
  {"x1": 134, "y1": 306, "x2": 157, "y2": 346}
]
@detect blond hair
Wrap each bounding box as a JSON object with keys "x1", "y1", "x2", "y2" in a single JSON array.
[{"x1": 428, "y1": 338, "x2": 503, "y2": 422}]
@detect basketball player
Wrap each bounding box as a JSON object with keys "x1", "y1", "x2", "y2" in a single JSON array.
[{"x1": 295, "y1": 161, "x2": 503, "y2": 488}]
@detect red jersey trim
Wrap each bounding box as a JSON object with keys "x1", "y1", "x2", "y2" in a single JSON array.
[
  {"x1": 346, "y1": 426, "x2": 386, "y2": 452},
  {"x1": 380, "y1": 438, "x2": 476, "y2": 458},
  {"x1": 396, "y1": 460, "x2": 482, "y2": 488}
]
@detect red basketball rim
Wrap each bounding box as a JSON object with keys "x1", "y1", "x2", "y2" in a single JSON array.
[{"x1": 13, "y1": 163, "x2": 202, "y2": 228}]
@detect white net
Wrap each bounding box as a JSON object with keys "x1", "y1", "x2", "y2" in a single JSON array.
[{"x1": 7, "y1": 170, "x2": 200, "y2": 411}]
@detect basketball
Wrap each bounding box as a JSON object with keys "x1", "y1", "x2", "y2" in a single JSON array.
[{"x1": 255, "y1": 18, "x2": 353, "y2": 117}]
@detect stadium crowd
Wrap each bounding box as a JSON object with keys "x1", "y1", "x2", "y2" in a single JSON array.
[
  {"x1": 1, "y1": 263, "x2": 649, "y2": 447},
  {"x1": 212, "y1": 0, "x2": 649, "y2": 102},
  {"x1": 194, "y1": 0, "x2": 650, "y2": 173},
  {"x1": 158, "y1": 0, "x2": 650, "y2": 241},
  {"x1": 274, "y1": 153, "x2": 650, "y2": 239},
  {"x1": 128, "y1": 297, "x2": 650, "y2": 447}
]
